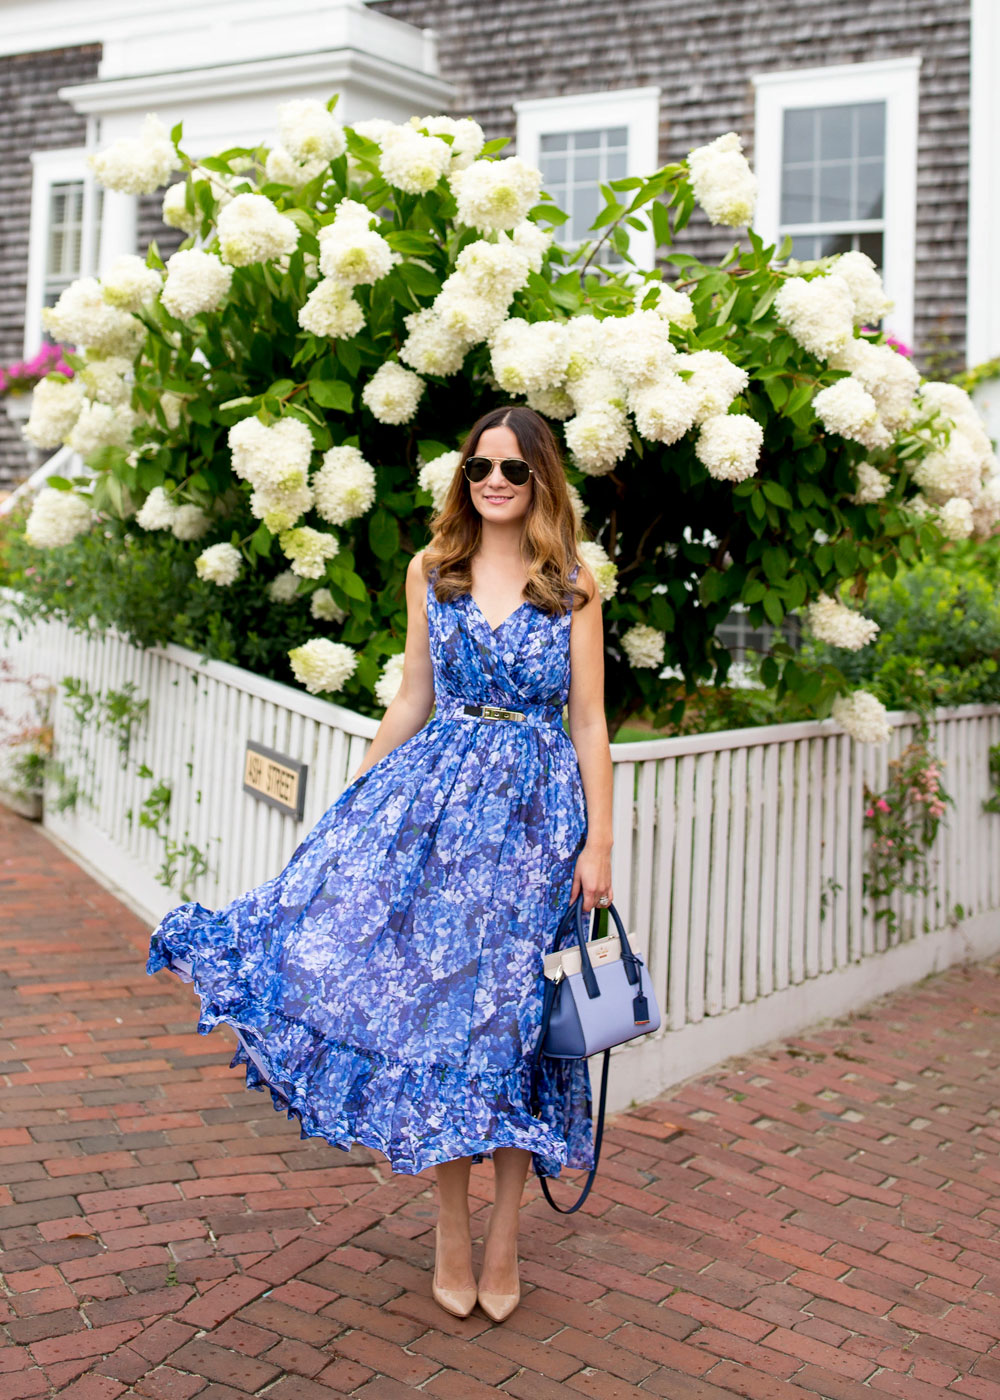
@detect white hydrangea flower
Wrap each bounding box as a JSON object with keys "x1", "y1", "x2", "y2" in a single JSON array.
[
  {"x1": 850, "y1": 462, "x2": 891, "y2": 505},
  {"x1": 831, "y1": 250, "x2": 893, "y2": 324},
  {"x1": 577, "y1": 540, "x2": 618, "y2": 601},
  {"x1": 162, "y1": 180, "x2": 199, "y2": 234},
  {"x1": 379, "y1": 126, "x2": 452, "y2": 194},
  {"x1": 229, "y1": 415, "x2": 313, "y2": 487},
  {"x1": 317, "y1": 222, "x2": 398, "y2": 285},
  {"x1": 217, "y1": 193, "x2": 299, "y2": 266},
  {"x1": 806, "y1": 593, "x2": 880, "y2": 650},
  {"x1": 676, "y1": 349, "x2": 749, "y2": 424},
  {"x1": 774, "y1": 273, "x2": 856, "y2": 359},
  {"x1": 686, "y1": 131, "x2": 758, "y2": 227},
  {"x1": 267, "y1": 569, "x2": 302, "y2": 603},
  {"x1": 279, "y1": 525, "x2": 340, "y2": 579},
  {"x1": 563, "y1": 313, "x2": 607, "y2": 376},
  {"x1": 827, "y1": 337, "x2": 920, "y2": 432},
  {"x1": 564, "y1": 406, "x2": 631, "y2": 475},
  {"x1": 449, "y1": 155, "x2": 542, "y2": 232},
  {"x1": 361, "y1": 361, "x2": 425, "y2": 425},
  {"x1": 832, "y1": 689, "x2": 892, "y2": 744},
  {"x1": 23, "y1": 486, "x2": 93, "y2": 548},
  {"x1": 813, "y1": 377, "x2": 892, "y2": 451},
  {"x1": 628, "y1": 373, "x2": 700, "y2": 445},
  {"x1": 265, "y1": 146, "x2": 328, "y2": 189},
  {"x1": 100, "y1": 255, "x2": 163, "y2": 313},
  {"x1": 622, "y1": 623, "x2": 666, "y2": 669},
  {"x1": 310, "y1": 587, "x2": 347, "y2": 623},
  {"x1": 288, "y1": 637, "x2": 359, "y2": 694},
  {"x1": 87, "y1": 114, "x2": 179, "y2": 195},
  {"x1": 565, "y1": 362, "x2": 626, "y2": 414},
  {"x1": 433, "y1": 286, "x2": 508, "y2": 344},
  {"x1": 79, "y1": 356, "x2": 133, "y2": 407},
  {"x1": 972, "y1": 472, "x2": 1000, "y2": 540},
  {"x1": 417, "y1": 450, "x2": 462, "y2": 512},
  {"x1": 277, "y1": 97, "x2": 346, "y2": 163},
  {"x1": 510, "y1": 218, "x2": 553, "y2": 273},
  {"x1": 195, "y1": 541, "x2": 243, "y2": 587},
  {"x1": 919, "y1": 381, "x2": 987, "y2": 438},
  {"x1": 161, "y1": 249, "x2": 234, "y2": 319},
  {"x1": 297, "y1": 279, "x2": 365, "y2": 338},
  {"x1": 526, "y1": 384, "x2": 576, "y2": 421},
  {"x1": 135, "y1": 485, "x2": 178, "y2": 530},
  {"x1": 600, "y1": 310, "x2": 676, "y2": 388},
  {"x1": 251, "y1": 484, "x2": 314, "y2": 535},
  {"x1": 488, "y1": 318, "x2": 569, "y2": 395},
  {"x1": 694, "y1": 414, "x2": 764, "y2": 482},
  {"x1": 171, "y1": 504, "x2": 212, "y2": 541},
  {"x1": 374, "y1": 651, "x2": 406, "y2": 707},
  {"x1": 158, "y1": 392, "x2": 184, "y2": 431},
  {"x1": 409, "y1": 114, "x2": 485, "y2": 171},
  {"x1": 41, "y1": 277, "x2": 144, "y2": 357},
  {"x1": 937, "y1": 496, "x2": 974, "y2": 540},
  {"x1": 22, "y1": 377, "x2": 85, "y2": 448},
  {"x1": 67, "y1": 401, "x2": 138, "y2": 457},
  {"x1": 399, "y1": 307, "x2": 469, "y2": 376},
  {"x1": 350, "y1": 117, "x2": 399, "y2": 146},
  {"x1": 453, "y1": 238, "x2": 533, "y2": 299},
  {"x1": 911, "y1": 433, "x2": 983, "y2": 505},
  {"x1": 633, "y1": 278, "x2": 697, "y2": 331},
  {"x1": 312, "y1": 444, "x2": 377, "y2": 525}
]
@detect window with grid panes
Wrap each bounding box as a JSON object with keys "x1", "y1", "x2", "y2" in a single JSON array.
[
  {"x1": 537, "y1": 126, "x2": 629, "y2": 265},
  {"x1": 779, "y1": 101, "x2": 886, "y2": 277},
  {"x1": 41, "y1": 180, "x2": 104, "y2": 339}
]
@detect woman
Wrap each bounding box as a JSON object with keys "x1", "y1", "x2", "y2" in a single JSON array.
[{"x1": 147, "y1": 403, "x2": 614, "y2": 1324}]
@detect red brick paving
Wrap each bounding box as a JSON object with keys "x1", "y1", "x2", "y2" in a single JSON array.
[{"x1": 3, "y1": 803, "x2": 1000, "y2": 1398}]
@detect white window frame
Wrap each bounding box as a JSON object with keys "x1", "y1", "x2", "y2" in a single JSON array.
[
  {"x1": 753, "y1": 58, "x2": 920, "y2": 348},
  {"x1": 25, "y1": 144, "x2": 138, "y2": 359},
  {"x1": 514, "y1": 86, "x2": 661, "y2": 272}
]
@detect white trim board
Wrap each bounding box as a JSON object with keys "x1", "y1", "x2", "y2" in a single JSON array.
[
  {"x1": 968, "y1": 0, "x2": 1000, "y2": 365},
  {"x1": 753, "y1": 57, "x2": 920, "y2": 349},
  {"x1": 514, "y1": 86, "x2": 661, "y2": 273}
]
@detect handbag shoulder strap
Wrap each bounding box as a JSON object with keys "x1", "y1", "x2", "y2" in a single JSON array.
[{"x1": 535, "y1": 1048, "x2": 611, "y2": 1214}]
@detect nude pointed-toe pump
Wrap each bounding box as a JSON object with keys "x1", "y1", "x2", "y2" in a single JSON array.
[
  {"x1": 431, "y1": 1226, "x2": 477, "y2": 1319},
  {"x1": 477, "y1": 1261, "x2": 520, "y2": 1323}
]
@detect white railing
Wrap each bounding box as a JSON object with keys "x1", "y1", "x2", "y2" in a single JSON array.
[{"x1": 4, "y1": 600, "x2": 1000, "y2": 1111}]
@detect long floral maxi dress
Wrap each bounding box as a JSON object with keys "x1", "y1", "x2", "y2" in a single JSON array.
[{"x1": 146, "y1": 560, "x2": 594, "y2": 1177}]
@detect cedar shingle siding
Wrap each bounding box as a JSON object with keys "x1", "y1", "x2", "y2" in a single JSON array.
[
  {"x1": 375, "y1": 0, "x2": 971, "y2": 370},
  {"x1": 0, "y1": 5, "x2": 973, "y2": 492},
  {"x1": 0, "y1": 45, "x2": 100, "y2": 490}
]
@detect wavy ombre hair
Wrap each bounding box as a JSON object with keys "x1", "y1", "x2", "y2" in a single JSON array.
[{"x1": 422, "y1": 405, "x2": 589, "y2": 617}]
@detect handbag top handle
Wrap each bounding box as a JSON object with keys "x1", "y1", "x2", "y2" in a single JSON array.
[{"x1": 552, "y1": 894, "x2": 642, "y2": 1000}]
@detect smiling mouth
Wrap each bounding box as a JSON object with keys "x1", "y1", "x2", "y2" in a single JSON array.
[{"x1": 484, "y1": 495, "x2": 512, "y2": 502}]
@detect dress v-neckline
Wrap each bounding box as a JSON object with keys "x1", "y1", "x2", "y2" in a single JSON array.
[{"x1": 466, "y1": 593, "x2": 532, "y2": 635}]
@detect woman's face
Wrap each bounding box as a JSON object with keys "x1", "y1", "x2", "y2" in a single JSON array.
[{"x1": 466, "y1": 424, "x2": 533, "y2": 526}]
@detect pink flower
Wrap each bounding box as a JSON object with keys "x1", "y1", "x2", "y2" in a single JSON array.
[
  {"x1": 876, "y1": 798, "x2": 890, "y2": 813},
  {"x1": 865, "y1": 806, "x2": 875, "y2": 819}
]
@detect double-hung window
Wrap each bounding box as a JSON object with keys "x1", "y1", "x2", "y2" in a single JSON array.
[
  {"x1": 514, "y1": 87, "x2": 661, "y2": 272},
  {"x1": 753, "y1": 58, "x2": 919, "y2": 345},
  {"x1": 25, "y1": 149, "x2": 105, "y2": 357}
]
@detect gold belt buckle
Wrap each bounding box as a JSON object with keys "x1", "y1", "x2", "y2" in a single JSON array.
[{"x1": 481, "y1": 704, "x2": 523, "y2": 722}]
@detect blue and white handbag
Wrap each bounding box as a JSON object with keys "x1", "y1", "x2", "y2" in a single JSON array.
[{"x1": 529, "y1": 894, "x2": 661, "y2": 1212}]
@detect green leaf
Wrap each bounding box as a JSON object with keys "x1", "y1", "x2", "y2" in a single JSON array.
[
  {"x1": 368, "y1": 507, "x2": 400, "y2": 562},
  {"x1": 761, "y1": 656, "x2": 779, "y2": 688},
  {"x1": 749, "y1": 285, "x2": 778, "y2": 322},
  {"x1": 763, "y1": 591, "x2": 785, "y2": 626},
  {"x1": 44, "y1": 475, "x2": 72, "y2": 490},
  {"x1": 650, "y1": 200, "x2": 671, "y2": 248},
  {"x1": 762, "y1": 481, "x2": 793, "y2": 509},
  {"x1": 309, "y1": 379, "x2": 353, "y2": 412},
  {"x1": 418, "y1": 439, "x2": 453, "y2": 461},
  {"x1": 397, "y1": 261, "x2": 441, "y2": 297},
  {"x1": 834, "y1": 539, "x2": 856, "y2": 576}
]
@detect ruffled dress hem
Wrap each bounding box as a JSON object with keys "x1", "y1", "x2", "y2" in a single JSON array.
[{"x1": 148, "y1": 918, "x2": 591, "y2": 1179}]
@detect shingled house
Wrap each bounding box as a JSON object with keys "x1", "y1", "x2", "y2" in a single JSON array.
[{"x1": 0, "y1": 0, "x2": 990, "y2": 500}]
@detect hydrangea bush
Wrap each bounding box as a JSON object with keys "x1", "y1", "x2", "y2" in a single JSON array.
[{"x1": 11, "y1": 99, "x2": 1000, "y2": 741}]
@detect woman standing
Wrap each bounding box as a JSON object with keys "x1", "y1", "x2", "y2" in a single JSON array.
[{"x1": 147, "y1": 403, "x2": 614, "y2": 1323}]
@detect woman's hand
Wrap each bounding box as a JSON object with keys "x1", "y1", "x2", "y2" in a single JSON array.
[{"x1": 570, "y1": 839, "x2": 613, "y2": 913}]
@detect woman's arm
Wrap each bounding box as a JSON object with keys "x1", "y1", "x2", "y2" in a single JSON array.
[
  {"x1": 347, "y1": 551, "x2": 436, "y2": 783},
  {"x1": 566, "y1": 564, "x2": 614, "y2": 908}
]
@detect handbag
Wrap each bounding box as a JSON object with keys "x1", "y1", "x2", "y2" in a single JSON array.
[{"x1": 528, "y1": 893, "x2": 662, "y2": 1213}]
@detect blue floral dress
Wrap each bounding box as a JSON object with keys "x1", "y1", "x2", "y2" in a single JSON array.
[{"x1": 146, "y1": 559, "x2": 593, "y2": 1177}]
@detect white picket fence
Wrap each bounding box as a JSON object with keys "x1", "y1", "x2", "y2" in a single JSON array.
[{"x1": 4, "y1": 599, "x2": 1000, "y2": 1111}]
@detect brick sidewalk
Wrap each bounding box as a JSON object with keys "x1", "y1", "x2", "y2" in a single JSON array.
[{"x1": 3, "y1": 806, "x2": 1000, "y2": 1400}]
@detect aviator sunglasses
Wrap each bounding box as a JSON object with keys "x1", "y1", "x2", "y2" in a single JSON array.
[{"x1": 463, "y1": 455, "x2": 534, "y2": 487}]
